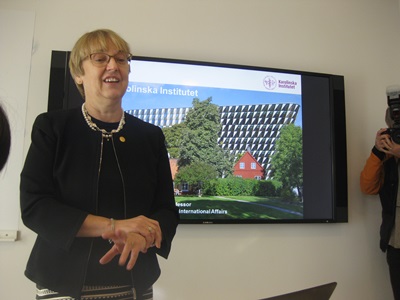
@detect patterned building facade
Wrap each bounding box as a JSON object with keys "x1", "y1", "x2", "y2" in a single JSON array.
[{"x1": 126, "y1": 103, "x2": 300, "y2": 178}]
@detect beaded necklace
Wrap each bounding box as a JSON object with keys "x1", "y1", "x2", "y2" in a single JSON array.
[{"x1": 81, "y1": 103, "x2": 125, "y2": 140}]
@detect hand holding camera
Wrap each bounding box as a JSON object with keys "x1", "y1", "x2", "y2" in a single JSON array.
[
  {"x1": 376, "y1": 128, "x2": 394, "y2": 152},
  {"x1": 376, "y1": 128, "x2": 400, "y2": 157}
]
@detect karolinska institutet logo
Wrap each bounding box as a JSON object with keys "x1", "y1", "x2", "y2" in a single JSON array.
[
  {"x1": 263, "y1": 76, "x2": 277, "y2": 90},
  {"x1": 263, "y1": 75, "x2": 298, "y2": 91}
]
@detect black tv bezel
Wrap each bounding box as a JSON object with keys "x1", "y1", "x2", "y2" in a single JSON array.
[{"x1": 48, "y1": 50, "x2": 348, "y2": 224}]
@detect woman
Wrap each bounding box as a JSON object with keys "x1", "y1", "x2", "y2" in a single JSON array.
[
  {"x1": 360, "y1": 108, "x2": 400, "y2": 299},
  {"x1": 20, "y1": 29, "x2": 179, "y2": 300}
]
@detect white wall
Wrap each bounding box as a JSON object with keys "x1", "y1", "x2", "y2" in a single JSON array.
[{"x1": 1, "y1": 0, "x2": 400, "y2": 299}]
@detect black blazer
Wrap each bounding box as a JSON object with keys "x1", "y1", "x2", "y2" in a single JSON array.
[{"x1": 20, "y1": 107, "x2": 179, "y2": 298}]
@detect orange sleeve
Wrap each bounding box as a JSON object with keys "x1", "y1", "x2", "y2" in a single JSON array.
[{"x1": 360, "y1": 150, "x2": 385, "y2": 195}]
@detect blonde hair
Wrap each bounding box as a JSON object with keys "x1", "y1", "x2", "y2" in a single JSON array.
[{"x1": 69, "y1": 29, "x2": 131, "y2": 98}]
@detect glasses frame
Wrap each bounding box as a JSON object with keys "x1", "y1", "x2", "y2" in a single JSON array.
[{"x1": 88, "y1": 52, "x2": 133, "y2": 67}]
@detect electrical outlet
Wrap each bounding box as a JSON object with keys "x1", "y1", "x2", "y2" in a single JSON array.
[{"x1": 0, "y1": 230, "x2": 18, "y2": 241}]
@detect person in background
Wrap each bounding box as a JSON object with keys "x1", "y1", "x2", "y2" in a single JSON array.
[
  {"x1": 20, "y1": 29, "x2": 179, "y2": 300},
  {"x1": 0, "y1": 103, "x2": 11, "y2": 172},
  {"x1": 360, "y1": 108, "x2": 400, "y2": 300}
]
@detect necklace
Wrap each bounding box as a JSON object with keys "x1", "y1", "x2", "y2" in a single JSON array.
[{"x1": 81, "y1": 103, "x2": 125, "y2": 140}]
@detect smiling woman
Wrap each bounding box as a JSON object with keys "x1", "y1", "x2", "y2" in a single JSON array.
[
  {"x1": 69, "y1": 29, "x2": 132, "y2": 102},
  {"x1": 20, "y1": 29, "x2": 179, "y2": 300},
  {"x1": 0, "y1": 103, "x2": 11, "y2": 172}
]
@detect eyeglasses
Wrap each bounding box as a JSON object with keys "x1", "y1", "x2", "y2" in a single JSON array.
[{"x1": 89, "y1": 52, "x2": 133, "y2": 67}]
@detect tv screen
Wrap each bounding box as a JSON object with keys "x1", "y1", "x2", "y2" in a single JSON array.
[{"x1": 48, "y1": 51, "x2": 348, "y2": 224}]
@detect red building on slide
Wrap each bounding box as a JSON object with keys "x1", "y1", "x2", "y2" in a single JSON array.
[{"x1": 233, "y1": 151, "x2": 265, "y2": 180}]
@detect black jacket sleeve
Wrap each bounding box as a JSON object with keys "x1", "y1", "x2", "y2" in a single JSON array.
[{"x1": 20, "y1": 113, "x2": 88, "y2": 251}]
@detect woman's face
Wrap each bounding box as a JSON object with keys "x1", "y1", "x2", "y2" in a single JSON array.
[{"x1": 76, "y1": 45, "x2": 130, "y2": 106}]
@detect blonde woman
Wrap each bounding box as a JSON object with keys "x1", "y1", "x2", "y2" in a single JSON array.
[{"x1": 20, "y1": 29, "x2": 179, "y2": 300}]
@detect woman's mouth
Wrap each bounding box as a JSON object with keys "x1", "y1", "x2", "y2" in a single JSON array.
[{"x1": 104, "y1": 77, "x2": 120, "y2": 83}]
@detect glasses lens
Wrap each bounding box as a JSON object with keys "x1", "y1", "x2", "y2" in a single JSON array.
[
  {"x1": 114, "y1": 53, "x2": 130, "y2": 64},
  {"x1": 90, "y1": 53, "x2": 109, "y2": 65}
]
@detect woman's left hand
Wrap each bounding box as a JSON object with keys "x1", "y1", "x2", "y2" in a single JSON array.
[{"x1": 100, "y1": 230, "x2": 147, "y2": 270}]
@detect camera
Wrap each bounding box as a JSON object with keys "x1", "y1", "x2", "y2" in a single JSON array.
[
  {"x1": 382, "y1": 128, "x2": 400, "y2": 144},
  {"x1": 385, "y1": 85, "x2": 400, "y2": 144}
]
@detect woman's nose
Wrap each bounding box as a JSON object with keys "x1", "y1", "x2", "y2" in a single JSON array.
[{"x1": 106, "y1": 57, "x2": 119, "y2": 70}]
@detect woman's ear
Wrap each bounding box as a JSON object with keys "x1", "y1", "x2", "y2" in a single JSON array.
[{"x1": 75, "y1": 76, "x2": 83, "y2": 85}]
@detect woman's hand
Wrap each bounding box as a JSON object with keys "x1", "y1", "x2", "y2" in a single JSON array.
[
  {"x1": 96, "y1": 215, "x2": 162, "y2": 270},
  {"x1": 100, "y1": 230, "x2": 146, "y2": 270},
  {"x1": 113, "y1": 216, "x2": 162, "y2": 250}
]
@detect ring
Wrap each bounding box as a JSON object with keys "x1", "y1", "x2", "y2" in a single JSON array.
[{"x1": 148, "y1": 226, "x2": 153, "y2": 232}]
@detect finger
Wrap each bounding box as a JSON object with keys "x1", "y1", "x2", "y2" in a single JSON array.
[
  {"x1": 126, "y1": 247, "x2": 139, "y2": 270},
  {"x1": 377, "y1": 128, "x2": 387, "y2": 136},
  {"x1": 383, "y1": 140, "x2": 393, "y2": 151},
  {"x1": 99, "y1": 245, "x2": 119, "y2": 265},
  {"x1": 144, "y1": 224, "x2": 162, "y2": 248},
  {"x1": 126, "y1": 235, "x2": 147, "y2": 269},
  {"x1": 152, "y1": 227, "x2": 162, "y2": 248},
  {"x1": 139, "y1": 223, "x2": 157, "y2": 246},
  {"x1": 139, "y1": 228, "x2": 154, "y2": 249},
  {"x1": 119, "y1": 240, "x2": 136, "y2": 267},
  {"x1": 146, "y1": 221, "x2": 162, "y2": 247}
]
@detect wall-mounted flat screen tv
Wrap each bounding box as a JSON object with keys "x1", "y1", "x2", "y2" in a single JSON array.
[{"x1": 48, "y1": 51, "x2": 348, "y2": 224}]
